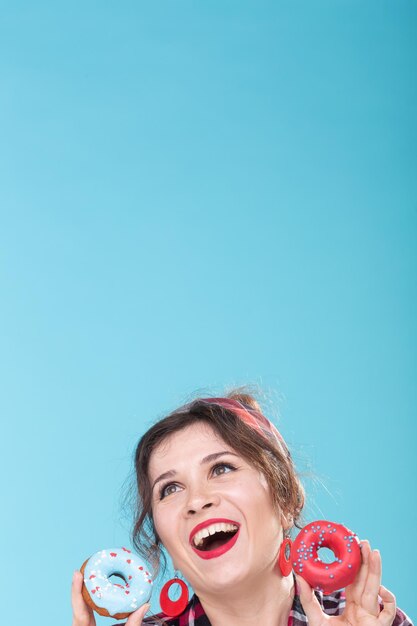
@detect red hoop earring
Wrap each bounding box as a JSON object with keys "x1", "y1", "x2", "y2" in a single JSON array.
[
  {"x1": 278, "y1": 537, "x2": 293, "y2": 577},
  {"x1": 159, "y1": 577, "x2": 189, "y2": 617}
]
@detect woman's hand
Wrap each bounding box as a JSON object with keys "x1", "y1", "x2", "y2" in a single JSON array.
[
  {"x1": 297, "y1": 541, "x2": 397, "y2": 626},
  {"x1": 71, "y1": 571, "x2": 151, "y2": 626}
]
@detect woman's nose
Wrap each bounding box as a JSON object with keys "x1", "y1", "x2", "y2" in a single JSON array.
[{"x1": 184, "y1": 486, "x2": 221, "y2": 516}]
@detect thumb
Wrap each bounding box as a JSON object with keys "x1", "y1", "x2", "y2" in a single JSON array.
[
  {"x1": 124, "y1": 603, "x2": 151, "y2": 626},
  {"x1": 296, "y1": 575, "x2": 327, "y2": 626}
]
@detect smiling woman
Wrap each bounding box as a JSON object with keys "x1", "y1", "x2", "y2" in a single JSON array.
[
  {"x1": 71, "y1": 391, "x2": 413, "y2": 626},
  {"x1": 134, "y1": 394, "x2": 304, "y2": 572}
]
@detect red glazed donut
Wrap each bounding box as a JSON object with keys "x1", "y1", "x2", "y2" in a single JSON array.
[{"x1": 291, "y1": 520, "x2": 361, "y2": 593}]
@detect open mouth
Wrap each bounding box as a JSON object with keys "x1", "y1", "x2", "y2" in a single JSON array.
[{"x1": 190, "y1": 519, "x2": 240, "y2": 560}]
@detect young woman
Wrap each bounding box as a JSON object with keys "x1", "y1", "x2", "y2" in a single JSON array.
[{"x1": 72, "y1": 393, "x2": 412, "y2": 626}]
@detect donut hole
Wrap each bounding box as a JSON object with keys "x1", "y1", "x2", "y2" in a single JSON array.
[
  {"x1": 109, "y1": 571, "x2": 128, "y2": 587},
  {"x1": 317, "y1": 547, "x2": 337, "y2": 564}
]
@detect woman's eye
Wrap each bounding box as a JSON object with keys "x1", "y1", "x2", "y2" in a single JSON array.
[
  {"x1": 160, "y1": 483, "x2": 180, "y2": 499},
  {"x1": 212, "y1": 463, "x2": 235, "y2": 477}
]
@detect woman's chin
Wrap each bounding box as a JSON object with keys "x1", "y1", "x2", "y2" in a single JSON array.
[{"x1": 192, "y1": 560, "x2": 253, "y2": 595}]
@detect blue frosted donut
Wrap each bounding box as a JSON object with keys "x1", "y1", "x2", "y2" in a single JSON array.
[{"x1": 81, "y1": 547, "x2": 153, "y2": 618}]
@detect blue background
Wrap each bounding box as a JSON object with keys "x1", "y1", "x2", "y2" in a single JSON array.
[{"x1": 0, "y1": 1, "x2": 415, "y2": 623}]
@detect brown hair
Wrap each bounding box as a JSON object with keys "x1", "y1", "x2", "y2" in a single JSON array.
[{"x1": 132, "y1": 390, "x2": 305, "y2": 575}]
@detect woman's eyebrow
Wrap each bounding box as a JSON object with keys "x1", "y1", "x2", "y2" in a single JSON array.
[
  {"x1": 152, "y1": 451, "x2": 238, "y2": 491},
  {"x1": 152, "y1": 469, "x2": 177, "y2": 491},
  {"x1": 201, "y1": 450, "x2": 239, "y2": 464}
]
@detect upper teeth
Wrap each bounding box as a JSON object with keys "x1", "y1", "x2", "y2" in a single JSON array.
[{"x1": 193, "y1": 523, "x2": 239, "y2": 547}]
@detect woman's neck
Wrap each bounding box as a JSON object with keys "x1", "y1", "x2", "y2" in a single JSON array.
[{"x1": 196, "y1": 573, "x2": 295, "y2": 626}]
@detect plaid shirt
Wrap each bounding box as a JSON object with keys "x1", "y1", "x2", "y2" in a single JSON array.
[{"x1": 144, "y1": 579, "x2": 413, "y2": 626}]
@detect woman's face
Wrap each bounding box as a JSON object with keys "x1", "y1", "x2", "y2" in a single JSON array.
[{"x1": 149, "y1": 421, "x2": 286, "y2": 594}]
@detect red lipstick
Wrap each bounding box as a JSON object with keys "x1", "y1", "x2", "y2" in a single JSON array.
[{"x1": 189, "y1": 518, "x2": 240, "y2": 560}]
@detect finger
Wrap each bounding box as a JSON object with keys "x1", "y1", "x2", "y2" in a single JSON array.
[
  {"x1": 361, "y1": 549, "x2": 382, "y2": 615},
  {"x1": 345, "y1": 540, "x2": 371, "y2": 604},
  {"x1": 296, "y1": 575, "x2": 326, "y2": 625},
  {"x1": 378, "y1": 585, "x2": 397, "y2": 626},
  {"x1": 71, "y1": 571, "x2": 94, "y2": 625},
  {"x1": 111, "y1": 600, "x2": 151, "y2": 626},
  {"x1": 123, "y1": 603, "x2": 151, "y2": 626}
]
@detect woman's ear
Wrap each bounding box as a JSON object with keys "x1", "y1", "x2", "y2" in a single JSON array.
[{"x1": 281, "y1": 512, "x2": 293, "y2": 531}]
